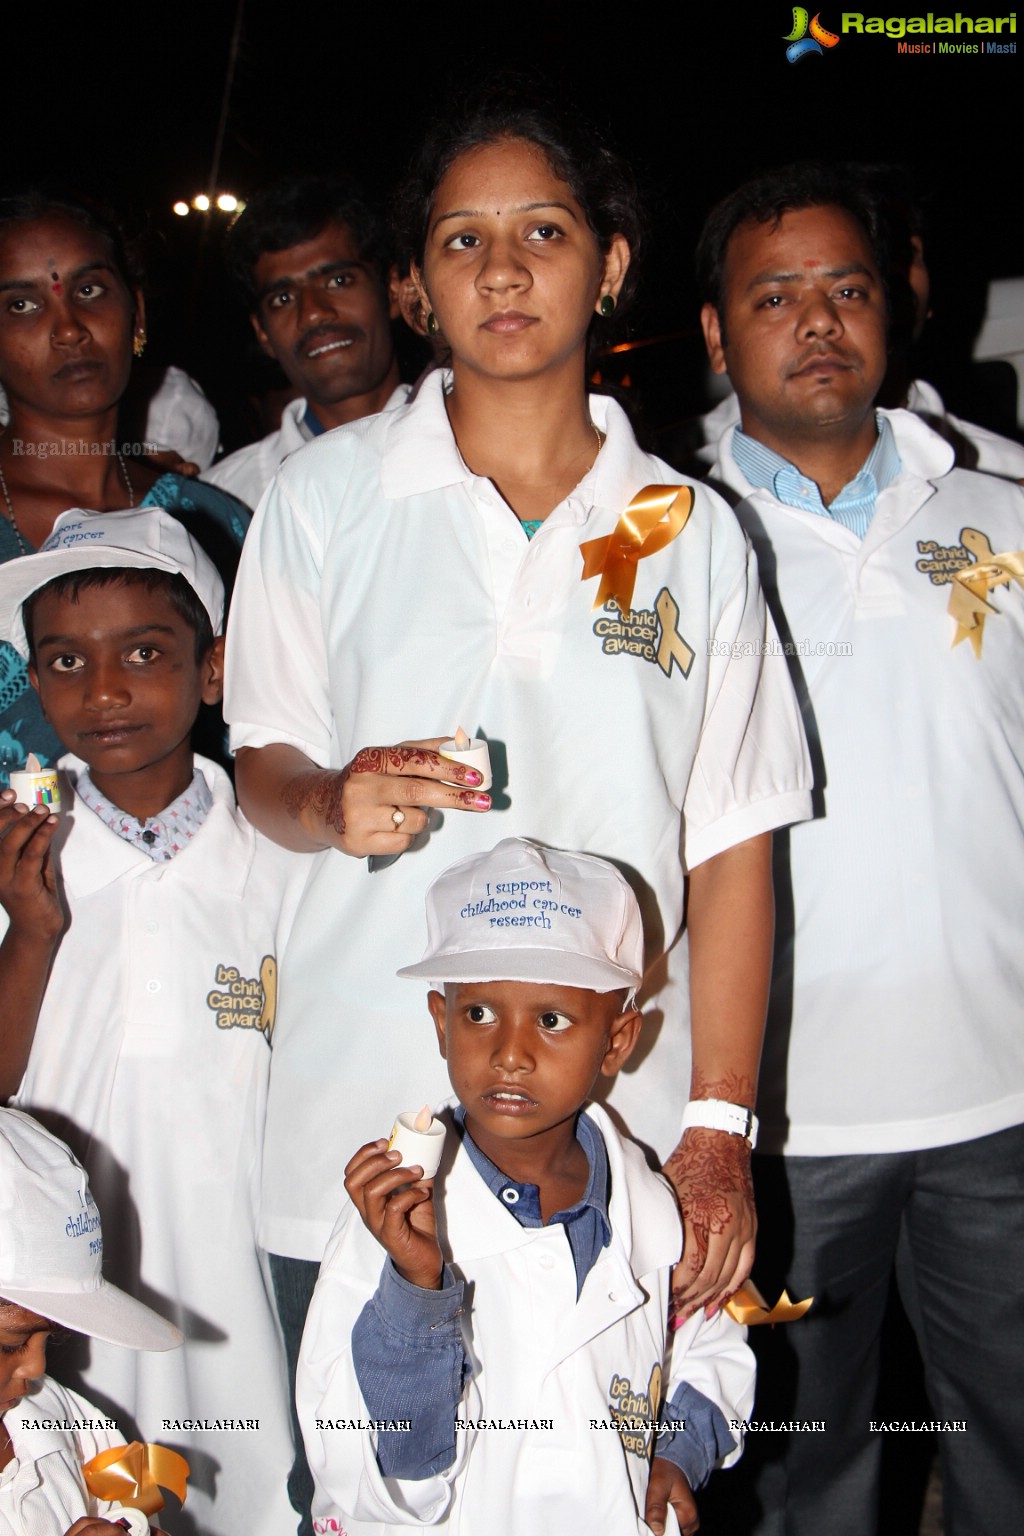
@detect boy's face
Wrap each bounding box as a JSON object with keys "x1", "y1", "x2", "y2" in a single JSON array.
[
  {"x1": 0, "y1": 1302, "x2": 51, "y2": 1411},
  {"x1": 27, "y1": 579, "x2": 223, "y2": 816},
  {"x1": 429, "y1": 980, "x2": 641, "y2": 1166}
]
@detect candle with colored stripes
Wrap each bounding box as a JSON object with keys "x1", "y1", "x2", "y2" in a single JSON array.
[{"x1": 9, "y1": 754, "x2": 61, "y2": 813}]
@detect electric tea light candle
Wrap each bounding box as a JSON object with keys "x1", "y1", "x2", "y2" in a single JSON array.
[
  {"x1": 387, "y1": 1103, "x2": 447, "y2": 1178},
  {"x1": 9, "y1": 753, "x2": 61, "y2": 813},
  {"x1": 439, "y1": 727, "x2": 492, "y2": 791}
]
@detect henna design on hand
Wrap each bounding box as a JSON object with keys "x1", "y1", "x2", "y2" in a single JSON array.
[
  {"x1": 663, "y1": 1128, "x2": 754, "y2": 1283},
  {"x1": 280, "y1": 747, "x2": 445, "y2": 838},
  {"x1": 348, "y1": 746, "x2": 437, "y2": 775},
  {"x1": 282, "y1": 769, "x2": 351, "y2": 835}
]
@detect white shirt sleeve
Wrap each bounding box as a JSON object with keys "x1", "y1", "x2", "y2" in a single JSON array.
[
  {"x1": 663, "y1": 1307, "x2": 755, "y2": 1473},
  {"x1": 224, "y1": 469, "x2": 336, "y2": 764},
  {"x1": 0, "y1": 1380, "x2": 130, "y2": 1536},
  {"x1": 298, "y1": 1212, "x2": 479, "y2": 1528},
  {"x1": 683, "y1": 534, "x2": 812, "y2": 870}
]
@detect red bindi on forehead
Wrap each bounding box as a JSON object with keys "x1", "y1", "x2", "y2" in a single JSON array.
[{"x1": 802, "y1": 259, "x2": 821, "y2": 268}]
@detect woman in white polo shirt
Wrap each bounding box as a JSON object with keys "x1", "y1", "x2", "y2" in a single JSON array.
[{"x1": 224, "y1": 91, "x2": 811, "y2": 1489}]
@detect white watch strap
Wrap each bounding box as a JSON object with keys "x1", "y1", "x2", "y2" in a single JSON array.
[{"x1": 680, "y1": 1098, "x2": 758, "y2": 1148}]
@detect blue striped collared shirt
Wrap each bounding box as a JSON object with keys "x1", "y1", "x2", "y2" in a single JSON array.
[{"x1": 731, "y1": 414, "x2": 901, "y2": 538}]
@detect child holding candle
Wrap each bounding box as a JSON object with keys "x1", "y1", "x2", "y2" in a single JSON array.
[
  {"x1": 0, "y1": 1106, "x2": 183, "y2": 1536},
  {"x1": 0, "y1": 508, "x2": 305, "y2": 1536},
  {"x1": 298, "y1": 838, "x2": 754, "y2": 1536}
]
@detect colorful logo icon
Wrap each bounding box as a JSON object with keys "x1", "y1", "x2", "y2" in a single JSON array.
[{"x1": 784, "y1": 8, "x2": 841, "y2": 62}]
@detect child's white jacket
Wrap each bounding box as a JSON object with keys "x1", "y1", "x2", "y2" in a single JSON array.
[
  {"x1": 1, "y1": 1377, "x2": 129, "y2": 1536},
  {"x1": 298, "y1": 1103, "x2": 754, "y2": 1535}
]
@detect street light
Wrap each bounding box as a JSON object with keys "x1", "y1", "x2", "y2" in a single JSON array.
[{"x1": 172, "y1": 192, "x2": 244, "y2": 218}]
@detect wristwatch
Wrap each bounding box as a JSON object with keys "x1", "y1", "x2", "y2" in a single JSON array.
[{"x1": 680, "y1": 1098, "x2": 758, "y2": 1148}]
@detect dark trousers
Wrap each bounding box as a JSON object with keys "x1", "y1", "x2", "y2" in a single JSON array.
[
  {"x1": 729, "y1": 1125, "x2": 1024, "y2": 1536},
  {"x1": 269, "y1": 1252, "x2": 322, "y2": 1536}
]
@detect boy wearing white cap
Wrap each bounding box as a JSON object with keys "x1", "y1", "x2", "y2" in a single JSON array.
[
  {"x1": 298, "y1": 839, "x2": 754, "y2": 1536},
  {"x1": 0, "y1": 1106, "x2": 181, "y2": 1536},
  {"x1": 0, "y1": 510, "x2": 302, "y2": 1536}
]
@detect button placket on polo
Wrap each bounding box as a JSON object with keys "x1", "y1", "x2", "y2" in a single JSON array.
[{"x1": 129, "y1": 882, "x2": 170, "y2": 1033}]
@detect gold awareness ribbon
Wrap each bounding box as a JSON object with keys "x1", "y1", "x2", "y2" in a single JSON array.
[
  {"x1": 82, "y1": 1441, "x2": 190, "y2": 1514},
  {"x1": 948, "y1": 530, "x2": 1024, "y2": 658},
  {"x1": 725, "y1": 1279, "x2": 814, "y2": 1327},
  {"x1": 580, "y1": 484, "x2": 695, "y2": 618}
]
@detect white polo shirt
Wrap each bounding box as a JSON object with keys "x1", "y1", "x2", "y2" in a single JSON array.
[
  {"x1": 713, "y1": 408, "x2": 1024, "y2": 1155},
  {"x1": 204, "y1": 385, "x2": 410, "y2": 511},
  {"x1": 225, "y1": 369, "x2": 812, "y2": 1260},
  {"x1": 9, "y1": 757, "x2": 306, "y2": 1536}
]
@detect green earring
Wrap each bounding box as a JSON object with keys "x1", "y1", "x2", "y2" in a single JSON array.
[
  {"x1": 426, "y1": 311, "x2": 438, "y2": 335},
  {"x1": 599, "y1": 294, "x2": 616, "y2": 318}
]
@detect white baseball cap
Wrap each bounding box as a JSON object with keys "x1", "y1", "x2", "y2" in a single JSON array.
[
  {"x1": 143, "y1": 366, "x2": 221, "y2": 471},
  {"x1": 398, "y1": 838, "x2": 645, "y2": 993},
  {"x1": 0, "y1": 506, "x2": 224, "y2": 659},
  {"x1": 0, "y1": 1108, "x2": 182, "y2": 1350}
]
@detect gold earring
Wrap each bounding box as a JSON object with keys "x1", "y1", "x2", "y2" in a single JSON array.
[{"x1": 133, "y1": 331, "x2": 147, "y2": 359}]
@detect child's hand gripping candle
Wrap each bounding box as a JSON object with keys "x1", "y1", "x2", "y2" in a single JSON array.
[
  {"x1": 439, "y1": 726, "x2": 493, "y2": 792},
  {"x1": 114, "y1": 1509, "x2": 153, "y2": 1535},
  {"x1": 9, "y1": 752, "x2": 61, "y2": 813},
  {"x1": 387, "y1": 1102, "x2": 447, "y2": 1178}
]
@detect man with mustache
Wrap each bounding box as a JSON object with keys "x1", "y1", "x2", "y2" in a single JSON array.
[
  {"x1": 206, "y1": 175, "x2": 407, "y2": 510},
  {"x1": 696, "y1": 163, "x2": 1024, "y2": 1535}
]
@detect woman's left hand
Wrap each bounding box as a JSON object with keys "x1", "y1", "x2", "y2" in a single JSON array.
[{"x1": 662, "y1": 1127, "x2": 755, "y2": 1319}]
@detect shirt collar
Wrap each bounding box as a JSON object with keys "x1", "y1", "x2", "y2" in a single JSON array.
[
  {"x1": 302, "y1": 402, "x2": 327, "y2": 440},
  {"x1": 731, "y1": 413, "x2": 902, "y2": 538},
  {"x1": 73, "y1": 767, "x2": 213, "y2": 861},
  {"x1": 378, "y1": 367, "x2": 659, "y2": 525},
  {"x1": 453, "y1": 1104, "x2": 611, "y2": 1298}
]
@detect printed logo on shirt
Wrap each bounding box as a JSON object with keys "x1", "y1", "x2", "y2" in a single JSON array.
[
  {"x1": 916, "y1": 525, "x2": 1024, "y2": 657},
  {"x1": 914, "y1": 529, "x2": 986, "y2": 585},
  {"x1": 606, "y1": 1361, "x2": 663, "y2": 1459},
  {"x1": 205, "y1": 955, "x2": 277, "y2": 1044},
  {"x1": 591, "y1": 589, "x2": 694, "y2": 680}
]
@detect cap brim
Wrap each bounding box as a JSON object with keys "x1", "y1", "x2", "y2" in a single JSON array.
[
  {"x1": 1, "y1": 1280, "x2": 182, "y2": 1351},
  {"x1": 398, "y1": 949, "x2": 640, "y2": 993}
]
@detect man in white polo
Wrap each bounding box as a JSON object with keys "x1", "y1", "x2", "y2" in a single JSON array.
[
  {"x1": 697, "y1": 162, "x2": 1024, "y2": 1536},
  {"x1": 206, "y1": 175, "x2": 408, "y2": 510}
]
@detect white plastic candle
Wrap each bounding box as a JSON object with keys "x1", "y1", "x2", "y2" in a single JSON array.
[
  {"x1": 439, "y1": 726, "x2": 492, "y2": 791},
  {"x1": 8, "y1": 753, "x2": 61, "y2": 813},
  {"x1": 387, "y1": 1103, "x2": 447, "y2": 1178},
  {"x1": 112, "y1": 1510, "x2": 151, "y2": 1536}
]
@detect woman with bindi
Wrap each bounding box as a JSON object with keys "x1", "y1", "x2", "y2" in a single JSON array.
[
  {"x1": 225, "y1": 88, "x2": 811, "y2": 1404},
  {"x1": 0, "y1": 193, "x2": 247, "y2": 782}
]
